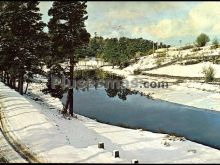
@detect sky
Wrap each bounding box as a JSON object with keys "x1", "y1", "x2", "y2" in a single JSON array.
[{"x1": 38, "y1": 1, "x2": 220, "y2": 47}]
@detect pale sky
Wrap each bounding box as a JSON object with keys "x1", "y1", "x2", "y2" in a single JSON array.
[{"x1": 38, "y1": 1, "x2": 220, "y2": 46}]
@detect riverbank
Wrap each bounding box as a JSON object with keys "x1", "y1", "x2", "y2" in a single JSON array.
[
  {"x1": 1, "y1": 80, "x2": 220, "y2": 163},
  {"x1": 99, "y1": 66, "x2": 220, "y2": 113},
  {"x1": 74, "y1": 44, "x2": 220, "y2": 113}
]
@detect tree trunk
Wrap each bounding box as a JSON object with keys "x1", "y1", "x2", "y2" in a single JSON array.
[
  {"x1": 9, "y1": 76, "x2": 13, "y2": 88},
  {"x1": 17, "y1": 77, "x2": 20, "y2": 92},
  {"x1": 63, "y1": 90, "x2": 70, "y2": 114},
  {"x1": 3, "y1": 71, "x2": 6, "y2": 84},
  {"x1": 19, "y1": 74, "x2": 24, "y2": 95},
  {"x1": 6, "y1": 73, "x2": 10, "y2": 85},
  {"x1": 24, "y1": 82, "x2": 29, "y2": 94},
  {"x1": 12, "y1": 77, "x2": 16, "y2": 89},
  {"x1": 2, "y1": 71, "x2": 5, "y2": 83},
  {"x1": 0, "y1": 71, "x2": 3, "y2": 82},
  {"x1": 68, "y1": 57, "x2": 74, "y2": 116}
]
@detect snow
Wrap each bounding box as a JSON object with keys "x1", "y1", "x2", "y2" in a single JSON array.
[
  {"x1": 143, "y1": 62, "x2": 220, "y2": 78},
  {"x1": 181, "y1": 81, "x2": 220, "y2": 93},
  {"x1": 1, "y1": 81, "x2": 220, "y2": 163},
  {"x1": 124, "y1": 54, "x2": 158, "y2": 72},
  {"x1": 100, "y1": 66, "x2": 220, "y2": 113},
  {"x1": 1, "y1": 45, "x2": 220, "y2": 163},
  {"x1": 93, "y1": 46, "x2": 220, "y2": 113},
  {"x1": 121, "y1": 45, "x2": 220, "y2": 73},
  {"x1": 0, "y1": 130, "x2": 27, "y2": 163}
]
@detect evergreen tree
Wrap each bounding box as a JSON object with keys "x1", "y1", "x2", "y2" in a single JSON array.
[
  {"x1": 103, "y1": 38, "x2": 120, "y2": 68},
  {"x1": 48, "y1": 1, "x2": 90, "y2": 116},
  {"x1": 0, "y1": 1, "x2": 46, "y2": 94}
]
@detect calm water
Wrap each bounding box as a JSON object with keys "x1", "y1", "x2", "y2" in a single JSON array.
[{"x1": 50, "y1": 69, "x2": 220, "y2": 150}]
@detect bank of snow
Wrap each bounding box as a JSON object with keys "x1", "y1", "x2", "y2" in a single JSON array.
[
  {"x1": 100, "y1": 65, "x2": 220, "y2": 113},
  {"x1": 1, "y1": 81, "x2": 220, "y2": 163},
  {"x1": 143, "y1": 62, "x2": 220, "y2": 78}
]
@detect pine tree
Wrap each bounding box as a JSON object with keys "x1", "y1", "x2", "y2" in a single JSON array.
[
  {"x1": 0, "y1": 1, "x2": 46, "y2": 94},
  {"x1": 48, "y1": 1, "x2": 90, "y2": 116},
  {"x1": 103, "y1": 38, "x2": 120, "y2": 68}
]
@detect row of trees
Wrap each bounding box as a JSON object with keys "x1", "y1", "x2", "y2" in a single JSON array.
[
  {"x1": 0, "y1": 1, "x2": 90, "y2": 116},
  {"x1": 0, "y1": 1, "x2": 48, "y2": 95},
  {"x1": 88, "y1": 35, "x2": 170, "y2": 68}
]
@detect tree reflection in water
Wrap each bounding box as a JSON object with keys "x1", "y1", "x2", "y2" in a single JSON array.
[{"x1": 45, "y1": 69, "x2": 136, "y2": 101}]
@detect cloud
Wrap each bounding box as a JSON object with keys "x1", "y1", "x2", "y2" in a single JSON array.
[
  {"x1": 88, "y1": 1, "x2": 185, "y2": 20},
  {"x1": 85, "y1": 1, "x2": 198, "y2": 41},
  {"x1": 142, "y1": 2, "x2": 220, "y2": 40},
  {"x1": 187, "y1": 2, "x2": 220, "y2": 34},
  {"x1": 38, "y1": 1, "x2": 220, "y2": 45}
]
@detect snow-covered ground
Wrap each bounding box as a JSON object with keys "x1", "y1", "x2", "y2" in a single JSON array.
[
  {"x1": 124, "y1": 54, "x2": 158, "y2": 72},
  {"x1": 0, "y1": 130, "x2": 27, "y2": 163},
  {"x1": 121, "y1": 45, "x2": 220, "y2": 73},
  {"x1": 1, "y1": 45, "x2": 220, "y2": 163},
  {"x1": 1, "y1": 81, "x2": 220, "y2": 163},
  {"x1": 144, "y1": 62, "x2": 220, "y2": 78},
  {"x1": 76, "y1": 45, "x2": 220, "y2": 74},
  {"x1": 100, "y1": 65, "x2": 220, "y2": 113},
  {"x1": 181, "y1": 81, "x2": 220, "y2": 93}
]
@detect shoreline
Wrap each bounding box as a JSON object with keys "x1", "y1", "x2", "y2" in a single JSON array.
[
  {"x1": 98, "y1": 66, "x2": 220, "y2": 113},
  {"x1": 1, "y1": 78, "x2": 220, "y2": 163}
]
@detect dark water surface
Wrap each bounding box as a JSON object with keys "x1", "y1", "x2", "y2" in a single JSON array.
[{"x1": 50, "y1": 69, "x2": 220, "y2": 150}]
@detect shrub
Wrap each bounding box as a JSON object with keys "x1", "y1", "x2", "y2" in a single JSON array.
[
  {"x1": 179, "y1": 45, "x2": 194, "y2": 50},
  {"x1": 148, "y1": 49, "x2": 154, "y2": 55},
  {"x1": 155, "y1": 57, "x2": 165, "y2": 66},
  {"x1": 191, "y1": 47, "x2": 202, "y2": 52},
  {"x1": 133, "y1": 69, "x2": 142, "y2": 75},
  {"x1": 211, "y1": 38, "x2": 219, "y2": 49},
  {"x1": 154, "y1": 52, "x2": 166, "y2": 66},
  {"x1": 202, "y1": 65, "x2": 215, "y2": 82},
  {"x1": 195, "y1": 33, "x2": 210, "y2": 47},
  {"x1": 156, "y1": 52, "x2": 166, "y2": 58}
]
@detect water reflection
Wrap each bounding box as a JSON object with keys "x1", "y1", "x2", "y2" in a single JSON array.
[{"x1": 44, "y1": 69, "x2": 135, "y2": 101}]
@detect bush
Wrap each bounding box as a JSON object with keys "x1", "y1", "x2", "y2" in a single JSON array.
[
  {"x1": 133, "y1": 69, "x2": 142, "y2": 75},
  {"x1": 155, "y1": 57, "x2": 165, "y2": 66},
  {"x1": 179, "y1": 45, "x2": 194, "y2": 50},
  {"x1": 195, "y1": 33, "x2": 210, "y2": 47},
  {"x1": 154, "y1": 53, "x2": 166, "y2": 66},
  {"x1": 191, "y1": 47, "x2": 202, "y2": 52},
  {"x1": 202, "y1": 65, "x2": 215, "y2": 82},
  {"x1": 148, "y1": 49, "x2": 154, "y2": 55},
  {"x1": 156, "y1": 52, "x2": 166, "y2": 58},
  {"x1": 211, "y1": 38, "x2": 219, "y2": 49}
]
